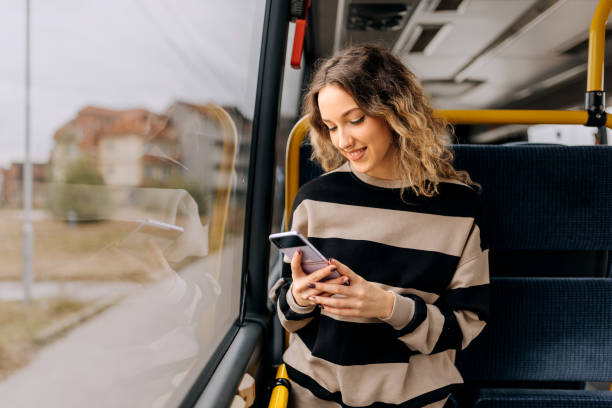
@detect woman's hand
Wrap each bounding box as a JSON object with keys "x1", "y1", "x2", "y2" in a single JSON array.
[
  {"x1": 307, "y1": 259, "x2": 395, "y2": 319},
  {"x1": 290, "y1": 251, "x2": 349, "y2": 307}
]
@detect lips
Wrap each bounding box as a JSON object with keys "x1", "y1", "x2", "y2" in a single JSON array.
[{"x1": 347, "y1": 147, "x2": 366, "y2": 161}]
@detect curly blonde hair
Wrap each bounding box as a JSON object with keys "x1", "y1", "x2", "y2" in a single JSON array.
[{"x1": 303, "y1": 44, "x2": 478, "y2": 197}]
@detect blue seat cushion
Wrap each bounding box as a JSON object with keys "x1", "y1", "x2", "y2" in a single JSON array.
[{"x1": 468, "y1": 388, "x2": 612, "y2": 408}]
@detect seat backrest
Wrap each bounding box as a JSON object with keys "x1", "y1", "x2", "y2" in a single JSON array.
[
  {"x1": 451, "y1": 145, "x2": 612, "y2": 251},
  {"x1": 455, "y1": 277, "x2": 612, "y2": 383},
  {"x1": 451, "y1": 145, "x2": 612, "y2": 277}
]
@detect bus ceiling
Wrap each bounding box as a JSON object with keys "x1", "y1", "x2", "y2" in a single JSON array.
[{"x1": 303, "y1": 0, "x2": 612, "y2": 113}]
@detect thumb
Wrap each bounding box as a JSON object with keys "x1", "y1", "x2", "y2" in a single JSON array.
[
  {"x1": 330, "y1": 258, "x2": 360, "y2": 280},
  {"x1": 291, "y1": 250, "x2": 306, "y2": 278}
]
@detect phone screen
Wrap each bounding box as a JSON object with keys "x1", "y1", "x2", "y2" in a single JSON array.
[{"x1": 270, "y1": 235, "x2": 307, "y2": 250}]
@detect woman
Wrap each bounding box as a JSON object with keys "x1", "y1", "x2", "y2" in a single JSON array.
[{"x1": 272, "y1": 45, "x2": 489, "y2": 408}]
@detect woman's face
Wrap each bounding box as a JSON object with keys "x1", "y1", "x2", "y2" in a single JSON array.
[{"x1": 318, "y1": 85, "x2": 397, "y2": 180}]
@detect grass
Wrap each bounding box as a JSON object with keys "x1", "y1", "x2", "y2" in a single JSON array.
[
  {"x1": 0, "y1": 298, "x2": 90, "y2": 380},
  {"x1": 0, "y1": 211, "x2": 212, "y2": 282},
  {"x1": 0, "y1": 218, "x2": 153, "y2": 282}
]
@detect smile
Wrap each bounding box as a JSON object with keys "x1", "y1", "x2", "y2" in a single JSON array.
[{"x1": 347, "y1": 147, "x2": 366, "y2": 160}]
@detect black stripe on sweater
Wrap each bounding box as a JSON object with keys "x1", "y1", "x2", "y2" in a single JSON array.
[
  {"x1": 309, "y1": 237, "x2": 459, "y2": 293},
  {"x1": 431, "y1": 306, "x2": 463, "y2": 354},
  {"x1": 297, "y1": 315, "x2": 418, "y2": 365},
  {"x1": 437, "y1": 285, "x2": 490, "y2": 322},
  {"x1": 286, "y1": 364, "x2": 462, "y2": 408},
  {"x1": 278, "y1": 283, "x2": 320, "y2": 321},
  {"x1": 428, "y1": 285, "x2": 489, "y2": 354},
  {"x1": 395, "y1": 294, "x2": 428, "y2": 337},
  {"x1": 295, "y1": 172, "x2": 480, "y2": 219}
]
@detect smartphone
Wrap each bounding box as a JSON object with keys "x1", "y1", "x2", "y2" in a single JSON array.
[{"x1": 269, "y1": 231, "x2": 340, "y2": 279}]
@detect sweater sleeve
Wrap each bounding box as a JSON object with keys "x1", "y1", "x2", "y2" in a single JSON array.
[
  {"x1": 381, "y1": 218, "x2": 490, "y2": 355},
  {"x1": 269, "y1": 199, "x2": 321, "y2": 333},
  {"x1": 274, "y1": 263, "x2": 321, "y2": 332}
]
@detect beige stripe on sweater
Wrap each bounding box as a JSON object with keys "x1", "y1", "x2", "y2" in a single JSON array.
[
  {"x1": 284, "y1": 335, "x2": 462, "y2": 407},
  {"x1": 293, "y1": 200, "x2": 474, "y2": 257}
]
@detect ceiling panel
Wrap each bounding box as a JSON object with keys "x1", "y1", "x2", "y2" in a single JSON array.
[
  {"x1": 308, "y1": 0, "x2": 603, "y2": 109},
  {"x1": 497, "y1": 0, "x2": 599, "y2": 57},
  {"x1": 443, "y1": 82, "x2": 516, "y2": 109},
  {"x1": 402, "y1": 55, "x2": 472, "y2": 79},
  {"x1": 469, "y1": 55, "x2": 581, "y2": 85},
  {"x1": 397, "y1": 0, "x2": 536, "y2": 79},
  {"x1": 415, "y1": 0, "x2": 537, "y2": 56}
]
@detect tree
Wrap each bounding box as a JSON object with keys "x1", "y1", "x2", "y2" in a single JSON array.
[{"x1": 48, "y1": 159, "x2": 111, "y2": 222}]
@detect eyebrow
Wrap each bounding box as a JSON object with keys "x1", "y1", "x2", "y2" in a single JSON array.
[{"x1": 321, "y1": 107, "x2": 361, "y2": 123}]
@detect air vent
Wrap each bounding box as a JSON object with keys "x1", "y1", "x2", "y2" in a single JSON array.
[
  {"x1": 347, "y1": 3, "x2": 410, "y2": 32},
  {"x1": 409, "y1": 25, "x2": 443, "y2": 53},
  {"x1": 562, "y1": 28, "x2": 612, "y2": 55},
  {"x1": 434, "y1": 0, "x2": 464, "y2": 12}
]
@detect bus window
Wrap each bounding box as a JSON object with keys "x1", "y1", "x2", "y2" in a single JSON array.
[
  {"x1": 0, "y1": 1, "x2": 266, "y2": 407},
  {"x1": 528, "y1": 124, "x2": 600, "y2": 145}
]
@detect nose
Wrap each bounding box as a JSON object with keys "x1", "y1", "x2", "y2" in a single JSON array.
[{"x1": 336, "y1": 127, "x2": 354, "y2": 150}]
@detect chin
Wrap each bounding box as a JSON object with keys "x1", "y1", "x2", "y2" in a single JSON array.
[{"x1": 352, "y1": 162, "x2": 371, "y2": 173}]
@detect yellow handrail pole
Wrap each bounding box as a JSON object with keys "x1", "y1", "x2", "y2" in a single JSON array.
[
  {"x1": 587, "y1": 0, "x2": 612, "y2": 92},
  {"x1": 285, "y1": 116, "x2": 311, "y2": 230},
  {"x1": 268, "y1": 364, "x2": 290, "y2": 408},
  {"x1": 436, "y1": 110, "x2": 592, "y2": 126}
]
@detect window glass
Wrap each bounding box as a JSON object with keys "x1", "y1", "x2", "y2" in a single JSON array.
[
  {"x1": 0, "y1": 1, "x2": 266, "y2": 406},
  {"x1": 527, "y1": 124, "x2": 600, "y2": 145}
]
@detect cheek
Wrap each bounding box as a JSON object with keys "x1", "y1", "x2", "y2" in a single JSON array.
[{"x1": 329, "y1": 135, "x2": 341, "y2": 150}]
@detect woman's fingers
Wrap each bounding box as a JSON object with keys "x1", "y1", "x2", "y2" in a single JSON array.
[
  {"x1": 308, "y1": 264, "x2": 339, "y2": 283},
  {"x1": 301, "y1": 288, "x2": 330, "y2": 299},
  {"x1": 321, "y1": 275, "x2": 348, "y2": 286},
  {"x1": 311, "y1": 280, "x2": 351, "y2": 296},
  {"x1": 308, "y1": 294, "x2": 357, "y2": 309},
  {"x1": 292, "y1": 259, "x2": 357, "y2": 306},
  {"x1": 300, "y1": 274, "x2": 346, "y2": 299},
  {"x1": 329, "y1": 258, "x2": 361, "y2": 281},
  {"x1": 319, "y1": 307, "x2": 356, "y2": 316}
]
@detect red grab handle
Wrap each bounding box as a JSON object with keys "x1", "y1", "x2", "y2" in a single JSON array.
[{"x1": 290, "y1": 0, "x2": 310, "y2": 69}]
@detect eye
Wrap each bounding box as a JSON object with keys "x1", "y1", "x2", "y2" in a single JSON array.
[
  {"x1": 350, "y1": 116, "x2": 365, "y2": 125},
  {"x1": 326, "y1": 126, "x2": 337, "y2": 132}
]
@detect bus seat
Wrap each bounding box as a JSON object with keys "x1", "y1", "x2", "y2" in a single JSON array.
[
  {"x1": 467, "y1": 388, "x2": 612, "y2": 408},
  {"x1": 455, "y1": 277, "x2": 612, "y2": 407}
]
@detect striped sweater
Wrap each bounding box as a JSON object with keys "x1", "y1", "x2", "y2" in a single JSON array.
[{"x1": 272, "y1": 162, "x2": 489, "y2": 408}]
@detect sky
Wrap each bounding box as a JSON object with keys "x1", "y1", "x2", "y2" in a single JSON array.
[{"x1": 0, "y1": 0, "x2": 274, "y2": 167}]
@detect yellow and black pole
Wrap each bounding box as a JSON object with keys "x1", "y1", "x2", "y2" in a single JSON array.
[
  {"x1": 587, "y1": 0, "x2": 611, "y2": 93},
  {"x1": 586, "y1": 0, "x2": 612, "y2": 143},
  {"x1": 268, "y1": 364, "x2": 291, "y2": 408}
]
